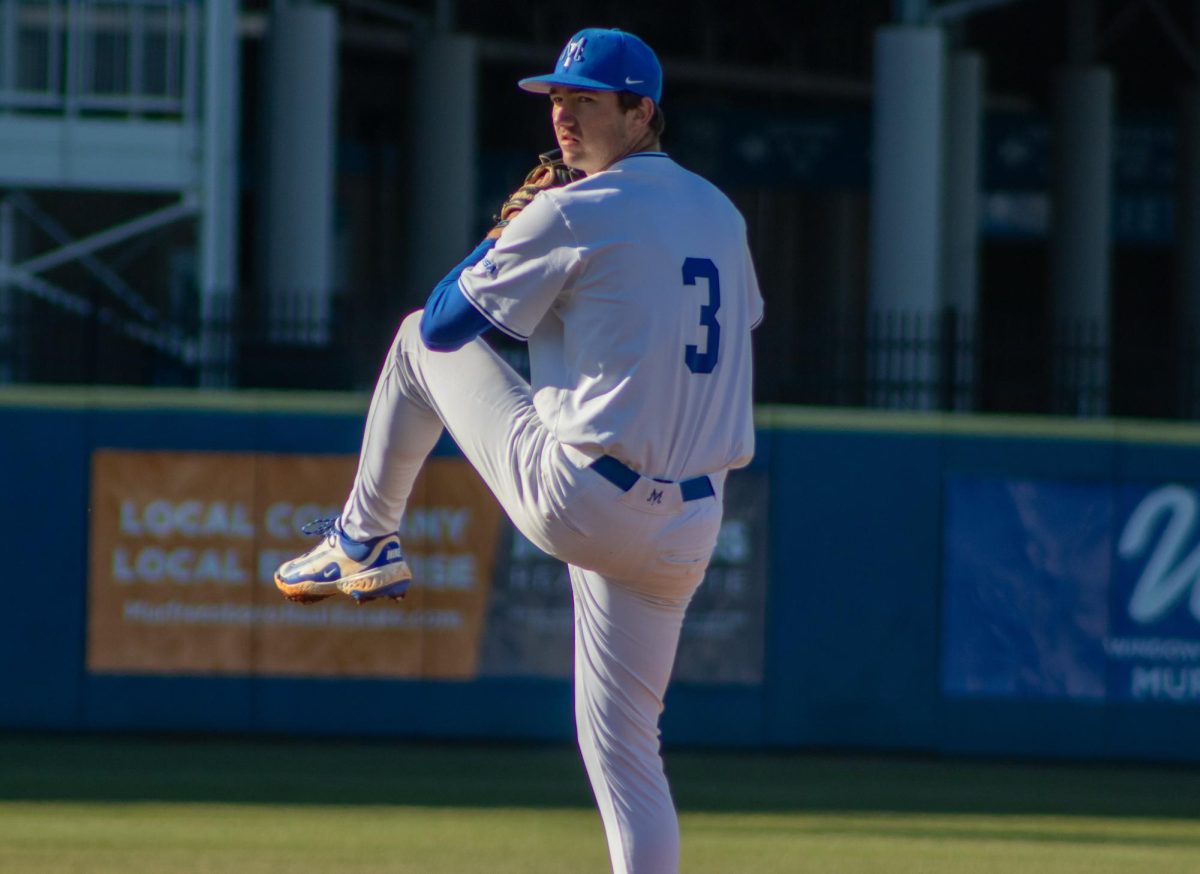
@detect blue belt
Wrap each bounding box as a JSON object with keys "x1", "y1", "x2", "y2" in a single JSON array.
[{"x1": 589, "y1": 455, "x2": 715, "y2": 502}]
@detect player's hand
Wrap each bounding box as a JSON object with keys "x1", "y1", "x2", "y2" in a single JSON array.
[{"x1": 487, "y1": 150, "x2": 584, "y2": 239}]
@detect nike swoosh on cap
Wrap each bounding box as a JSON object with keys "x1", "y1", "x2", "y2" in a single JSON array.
[{"x1": 625, "y1": 77, "x2": 644, "y2": 85}]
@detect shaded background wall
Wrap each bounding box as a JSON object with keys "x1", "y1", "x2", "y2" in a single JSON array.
[{"x1": 5, "y1": 2, "x2": 1200, "y2": 763}]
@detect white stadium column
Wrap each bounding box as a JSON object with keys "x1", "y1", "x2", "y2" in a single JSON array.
[
  {"x1": 868, "y1": 24, "x2": 946, "y2": 408},
  {"x1": 1177, "y1": 87, "x2": 1200, "y2": 416},
  {"x1": 1049, "y1": 66, "x2": 1114, "y2": 416},
  {"x1": 260, "y1": 0, "x2": 339, "y2": 345},
  {"x1": 199, "y1": 0, "x2": 241, "y2": 386},
  {"x1": 408, "y1": 33, "x2": 478, "y2": 306},
  {"x1": 941, "y1": 50, "x2": 984, "y2": 411},
  {"x1": 1049, "y1": 0, "x2": 1114, "y2": 416}
]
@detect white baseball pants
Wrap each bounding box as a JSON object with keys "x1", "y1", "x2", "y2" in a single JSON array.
[{"x1": 341, "y1": 312, "x2": 724, "y2": 873}]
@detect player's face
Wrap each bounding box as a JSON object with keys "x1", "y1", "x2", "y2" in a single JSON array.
[{"x1": 549, "y1": 88, "x2": 649, "y2": 175}]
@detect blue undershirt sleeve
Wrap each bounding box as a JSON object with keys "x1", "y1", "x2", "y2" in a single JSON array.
[{"x1": 419, "y1": 237, "x2": 496, "y2": 351}]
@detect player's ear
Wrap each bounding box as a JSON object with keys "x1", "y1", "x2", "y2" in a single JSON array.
[{"x1": 633, "y1": 97, "x2": 654, "y2": 129}]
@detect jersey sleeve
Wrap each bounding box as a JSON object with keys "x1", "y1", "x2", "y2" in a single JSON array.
[
  {"x1": 420, "y1": 276, "x2": 492, "y2": 350},
  {"x1": 419, "y1": 237, "x2": 496, "y2": 350},
  {"x1": 457, "y1": 193, "x2": 581, "y2": 341}
]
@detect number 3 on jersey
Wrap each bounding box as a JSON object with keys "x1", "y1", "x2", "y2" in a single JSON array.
[{"x1": 683, "y1": 257, "x2": 721, "y2": 374}]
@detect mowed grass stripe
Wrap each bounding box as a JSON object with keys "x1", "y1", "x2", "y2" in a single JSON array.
[
  {"x1": 1, "y1": 737, "x2": 1199, "y2": 873},
  {"x1": 5, "y1": 736, "x2": 1200, "y2": 816},
  {"x1": 2, "y1": 803, "x2": 1199, "y2": 874},
  {"x1": 685, "y1": 812, "x2": 1200, "y2": 874},
  {"x1": 0, "y1": 802, "x2": 609, "y2": 874}
]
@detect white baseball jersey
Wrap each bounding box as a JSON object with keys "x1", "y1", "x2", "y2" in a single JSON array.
[
  {"x1": 458, "y1": 152, "x2": 763, "y2": 481},
  {"x1": 336, "y1": 151, "x2": 762, "y2": 874}
]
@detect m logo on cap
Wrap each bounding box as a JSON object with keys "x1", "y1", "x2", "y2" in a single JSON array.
[
  {"x1": 518, "y1": 28, "x2": 663, "y2": 103},
  {"x1": 562, "y1": 38, "x2": 586, "y2": 68}
]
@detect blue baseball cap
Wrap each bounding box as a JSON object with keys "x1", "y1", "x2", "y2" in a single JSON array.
[{"x1": 518, "y1": 28, "x2": 662, "y2": 103}]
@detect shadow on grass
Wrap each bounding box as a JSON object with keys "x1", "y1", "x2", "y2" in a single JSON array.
[{"x1": 2, "y1": 733, "x2": 1200, "y2": 822}]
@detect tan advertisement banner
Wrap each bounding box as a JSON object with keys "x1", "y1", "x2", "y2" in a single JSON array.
[{"x1": 87, "y1": 450, "x2": 503, "y2": 678}]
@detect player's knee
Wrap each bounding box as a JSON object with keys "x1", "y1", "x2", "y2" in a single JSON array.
[
  {"x1": 400, "y1": 309, "x2": 424, "y2": 337},
  {"x1": 392, "y1": 310, "x2": 425, "y2": 354}
]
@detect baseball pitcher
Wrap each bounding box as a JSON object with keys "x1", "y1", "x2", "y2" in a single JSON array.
[{"x1": 275, "y1": 27, "x2": 763, "y2": 874}]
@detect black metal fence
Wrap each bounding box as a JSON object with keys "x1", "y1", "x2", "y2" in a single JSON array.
[
  {"x1": 758, "y1": 305, "x2": 1196, "y2": 420},
  {"x1": 3, "y1": 291, "x2": 1200, "y2": 421},
  {"x1": 0, "y1": 286, "x2": 404, "y2": 392}
]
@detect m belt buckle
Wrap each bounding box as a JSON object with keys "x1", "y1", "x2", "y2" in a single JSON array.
[
  {"x1": 620, "y1": 478, "x2": 681, "y2": 515},
  {"x1": 589, "y1": 456, "x2": 714, "y2": 512}
]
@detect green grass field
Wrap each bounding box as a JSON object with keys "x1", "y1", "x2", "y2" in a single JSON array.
[{"x1": 2, "y1": 735, "x2": 1199, "y2": 873}]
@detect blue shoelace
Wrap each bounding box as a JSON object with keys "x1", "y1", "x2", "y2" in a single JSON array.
[
  {"x1": 299, "y1": 515, "x2": 381, "y2": 562},
  {"x1": 299, "y1": 516, "x2": 339, "y2": 537}
]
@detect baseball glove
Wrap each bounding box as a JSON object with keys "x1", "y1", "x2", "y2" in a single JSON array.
[{"x1": 486, "y1": 149, "x2": 583, "y2": 239}]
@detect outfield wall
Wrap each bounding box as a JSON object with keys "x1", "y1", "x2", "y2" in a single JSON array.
[{"x1": 4, "y1": 386, "x2": 1200, "y2": 762}]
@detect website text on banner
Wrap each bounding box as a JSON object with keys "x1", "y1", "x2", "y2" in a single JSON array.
[{"x1": 88, "y1": 450, "x2": 503, "y2": 678}]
